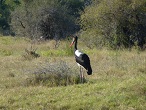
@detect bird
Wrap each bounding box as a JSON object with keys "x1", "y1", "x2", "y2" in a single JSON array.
[{"x1": 70, "y1": 36, "x2": 92, "y2": 83}]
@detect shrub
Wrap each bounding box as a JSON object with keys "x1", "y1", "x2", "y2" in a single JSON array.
[
  {"x1": 24, "y1": 61, "x2": 80, "y2": 87},
  {"x1": 80, "y1": 0, "x2": 146, "y2": 49}
]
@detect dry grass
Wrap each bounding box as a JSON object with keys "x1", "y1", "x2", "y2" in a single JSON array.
[{"x1": 0, "y1": 36, "x2": 146, "y2": 110}]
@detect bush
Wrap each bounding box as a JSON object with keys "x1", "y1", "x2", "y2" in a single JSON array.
[
  {"x1": 24, "y1": 61, "x2": 80, "y2": 87},
  {"x1": 11, "y1": 0, "x2": 77, "y2": 39},
  {"x1": 80, "y1": 0, "x2": 146, "y2": 49}
]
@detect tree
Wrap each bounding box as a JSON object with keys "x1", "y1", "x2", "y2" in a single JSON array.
[
  {"x1": 38, "y1": 1, "x2": 76, "y2": 40},
  {"x1": 11, "y1": 0, "x2": 42, "y2": 38},
  {"x1": 59, "y1": 0, "x2": 87, "y2": 17},
  {"x1": 0, "y1": 0, "x2": 10, "y2": 35},
  {"x1": 11, "y1": 0, "x2": 85, "y2": 39},
  {"x1": 80, "y1": 0, "x2": 146, "y2": 49},
  {"x1": 0, "y1": 0, "x2": 20, "y2": 35}
]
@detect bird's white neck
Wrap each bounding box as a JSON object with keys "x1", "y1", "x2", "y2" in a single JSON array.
[{"x1": 75, "y1": 50, "x2": 83, "y2": 57}]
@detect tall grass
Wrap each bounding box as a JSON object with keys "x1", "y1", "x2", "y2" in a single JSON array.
[
  {"x1": 0, "y1": 36, "x2": 146, "y2": 110},
  {"x1": 40, "y1": 40, "x2": 74, "y2": 57}
]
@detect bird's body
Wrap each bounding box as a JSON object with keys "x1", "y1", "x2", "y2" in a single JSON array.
[
  {"x1": 75, "y1": 50, "x2": 92, "y2": 75},
  {"x1": 70, "y1": 36, "x2": 92, "y2": 83}
]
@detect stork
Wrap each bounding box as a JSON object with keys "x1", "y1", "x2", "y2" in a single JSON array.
[{"x1": 70, "y1": 36, "x2": 92, "y2": 83}]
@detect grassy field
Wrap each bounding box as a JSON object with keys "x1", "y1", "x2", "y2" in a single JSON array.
[{"x1": 0, "y1": 36, "x2": 146, "y2": 110}]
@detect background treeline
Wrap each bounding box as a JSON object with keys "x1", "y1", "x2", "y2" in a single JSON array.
[
  {"x1": 80, "y1": 0, "x2": 146, "y2": 49},
  {"x1": 0, "y1": 0, "x2": 146, "y2": 49},
  {"x1": 0, "y1": 0, "x2": 20, "y2": 35}
]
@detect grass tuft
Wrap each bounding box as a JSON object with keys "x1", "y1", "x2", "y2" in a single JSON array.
[
  {"x1": 22, "y1": 48, "x2": 40, "y2": 60},
  {"x1": 0, "y1": 49, "x2": 13, "y2": 56},
  {"x1": 24, "y1": 61, "x2": 80, "y2": 87}
]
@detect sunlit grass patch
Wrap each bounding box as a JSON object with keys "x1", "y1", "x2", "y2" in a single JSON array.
[
  {"x1": 40, "y1": 44, "x2": 73, "y2": 57},
  {"x1": 0, "y1": 36, "x2": 31, "y2": 56},
  {"x1": 0, "y1": 36, "x2": 30, "y2": 45},
  {"x1": 0, "y1": 36, "x2": 15, "y2": 45},
  {"x1": 0, "y1": 49, "x2": 13, "y2": 56},
  {"x1": 40, "y1": 49, "x2": 73, "y2": 57}
]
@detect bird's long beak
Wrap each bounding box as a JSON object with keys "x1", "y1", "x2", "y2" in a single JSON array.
[
  {"x1": 70, "y1": 41, "x2": 74, "y2": 47},
  {"x1": 70, "y1": 38, "x2": 75, "y2": 47}
]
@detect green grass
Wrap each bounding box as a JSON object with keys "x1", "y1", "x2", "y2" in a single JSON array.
[{"x1": 0, "y1": 36, "x2": 146, "y2": 110}]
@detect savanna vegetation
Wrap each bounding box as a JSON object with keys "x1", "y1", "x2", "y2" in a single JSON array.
[
  {"x1": 0, "y1": 36, "x2": 146, "y2": 110},
  {"x1": 0, "y1": 0, "x2": 146, "y2": 109},
  {"x1": 0, "y1": 0, "x2": 146, "y2": 49}
]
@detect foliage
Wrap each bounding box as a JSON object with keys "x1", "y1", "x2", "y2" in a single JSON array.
[
  {"x1": 80, "y1": 0, "x2": 146, "y2": 49},
  {"x1": 0, "y1": 0, "x2": 10, "y2": 34},
  {"x1": 10, "y1": 0, "x2": 86, "y2": 39},
  {"x1": 38, "y1": 1, "x2": 76, "y2": 40},
  {"x1": 25, "y1": 61, "x2": 80, "y2": 87},
  {"x1": 1, "y1": 0, "x2": 146, "y2": 49},
  {"x1": 0, "y1": 0, "x2": 20, "y2": 35},
  {"x1": 59, "y1": 0, "x2": 87, "y2": 17}
]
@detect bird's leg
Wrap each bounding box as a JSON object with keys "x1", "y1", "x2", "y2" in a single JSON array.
[
  {"x1": 84, "y1": 69, "x2": 86, "y2": 82},
  {"x1": 81, "y1": 67, "x2": 84, "y2": 83},
  {"x1": 79, "y1": 66, "x2": 82, "y2": 83},
  {"x1": 80, "y1": 66, "x2": 84, "y2": 83},
  {"x1": 80, "y1": 67, "x2": 85, "y2": 83}
]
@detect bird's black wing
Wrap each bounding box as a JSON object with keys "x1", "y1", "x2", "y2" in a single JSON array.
[
  {"x1": 75, "y1": 53, "x2": 92, "y2": 75},
  {"x1": 82, "y1": 54, "x2": 92, "y2": 75},
  {"x1": 75, "y1": 54, "x2": 84, "y2": 63},
  {"x1": 81, "y1": 54, "x2": 91, "y2": 68}
]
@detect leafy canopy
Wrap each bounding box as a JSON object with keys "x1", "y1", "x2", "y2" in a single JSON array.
[{"x1": 80, "y1": 0, "x2": 146, "y2": 49}]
